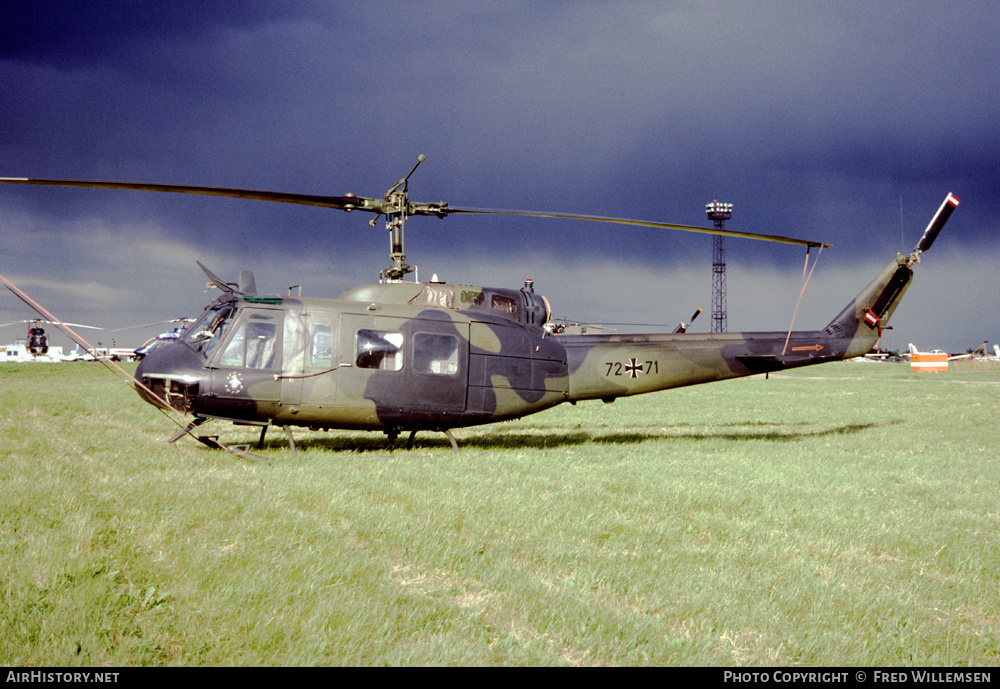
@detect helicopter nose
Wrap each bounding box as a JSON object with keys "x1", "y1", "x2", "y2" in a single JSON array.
[{"x1": 135, "y1": 342, "x2": 205, "y2": 413}]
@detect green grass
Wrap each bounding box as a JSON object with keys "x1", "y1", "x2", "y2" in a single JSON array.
[{"x1": 1, "y1": 361, "x2": 998, "y2": 665}]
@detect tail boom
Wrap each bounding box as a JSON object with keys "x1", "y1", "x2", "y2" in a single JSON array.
[{"x1": 560, "y1": 193, "x2": 957, "y2": 402}]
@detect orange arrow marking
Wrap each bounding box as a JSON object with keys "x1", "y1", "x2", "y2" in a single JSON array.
[{"x1": 792, "y1": 345, "x2": 824, "y2": 352}]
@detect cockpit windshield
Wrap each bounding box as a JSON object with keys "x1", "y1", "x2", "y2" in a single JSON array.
[{"x1": 181, "y1": 303, "x2": 235, "y2": 358}]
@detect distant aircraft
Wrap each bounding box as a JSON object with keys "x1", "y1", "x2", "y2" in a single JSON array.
[
  {"x1": 0, "y1": 319, "x2": 102, "y2": 362},
  {"x1": 134, "y1": 325, "x2": 192, "y2": 360},
  {"x1": 945, "y1": 341, "x2": 1000, "y2": 361},
  {"x1": 108, "y1": 319, "x2": 196, "y2": 360}
]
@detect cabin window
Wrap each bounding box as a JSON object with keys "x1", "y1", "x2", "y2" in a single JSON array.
[
  {"x1": 219, "y1": 313, "x2": 279, "y2": 369},
  {"x1": 413, "y1": 332, "x2": 460, "y2": 376},
  {"x1": 183, "y1": 304, "x2": 234, "y2": 358},
  {"x1": 409, "y1": 284, "x2": 455, "y2": 308},
  {"x1": 356, "y1": 329, "x2": 403, "y2": 371},
  {"x1": 491, "y1": 294, "x2": 518, "y2": 315},
  {"x1": 309, "y1": 323, "x2": 333, "y2": 368},
  {"x1": 462, "y1": 290, "x2": 484, "y2": 306},
  {"x1": 220, "y1": 326, "x2": 246, "y2": 367}
]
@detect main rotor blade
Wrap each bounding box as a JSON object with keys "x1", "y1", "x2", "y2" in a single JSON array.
[
  {"x1": 1, "y1": 176, "x2": 830, "y2": 246},
  {"x1": 0, "y1": 320, "x2": 102, "y2": 329},
  {"x1": 197, "y1": 261, "x2": 237, "y2": 294},
  {"x1": 443, "y1": 206, "x2": 831, "y2": 248},
  {"x1": 0, "y1": 177, "x2": 378, "y2": 213},
  {"x1": 105, "y1": 319, "x2": 194, "y2": 333}
]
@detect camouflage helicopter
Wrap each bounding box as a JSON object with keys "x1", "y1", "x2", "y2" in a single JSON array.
[{"x1": 0, "y1": 161, "x2": 958, "y2": 453}]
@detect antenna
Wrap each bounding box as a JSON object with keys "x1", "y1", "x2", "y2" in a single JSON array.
[{"x1": 900, "y1": 195, "x2": 904, "y2": 253}]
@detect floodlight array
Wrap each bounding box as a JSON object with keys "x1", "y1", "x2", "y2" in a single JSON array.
[{"x1": 706, "y1": 200, "x2": 733, "y2": 220}]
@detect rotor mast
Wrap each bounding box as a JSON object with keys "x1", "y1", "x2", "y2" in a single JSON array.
[{"x1": 375, "y1": 155, "x2": 426, "y2": 282}]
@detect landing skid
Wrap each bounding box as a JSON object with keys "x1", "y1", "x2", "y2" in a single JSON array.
[
  {"x1": 166, "y1": 417, "x2": 280, "y2": 461},
  {"x1": 392, "y1": 428, "x2": 460, "y2": 452},
  {"x1": 169, "y1": 418, "x2": 460, "y2": 456}
]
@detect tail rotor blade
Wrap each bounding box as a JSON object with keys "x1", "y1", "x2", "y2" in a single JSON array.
[{"x1": 913, "y1": 193, "x2": 960, "y2": 255}]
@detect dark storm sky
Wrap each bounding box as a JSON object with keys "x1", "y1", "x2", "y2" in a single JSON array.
[{"x1": 2, "y1": 1, "x2": 997, "y2": 352}]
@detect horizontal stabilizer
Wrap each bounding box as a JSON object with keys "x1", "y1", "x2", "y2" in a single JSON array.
[{"x1": 913, "y1": 193, "x2": 959, "y2": 255}]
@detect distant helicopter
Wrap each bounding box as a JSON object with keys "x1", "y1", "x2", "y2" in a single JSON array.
[
  {"x1": 108, "y1": 319, "x2": 197, "y2": 360},
  {"x1": 133, "y1": 327, "x2": 187, "y2": 360},
  {"x1": 0, "y1": 319, "x2": 102, "y2": 359},
  {"x1": 0, "y1": 162, "x2": 959, "y2": 452},
  {"x1": 26, "y1": 321, "x2": 47, "y2": 355}
]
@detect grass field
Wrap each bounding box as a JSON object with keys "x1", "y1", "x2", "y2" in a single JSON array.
[{"x1": 2, "y1": 360, "x2": 998, "y2": 666}]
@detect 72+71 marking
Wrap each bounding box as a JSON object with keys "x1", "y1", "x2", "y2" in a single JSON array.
[{"x1": 605, "y1": 358, "x2": 659, "y2": 378}]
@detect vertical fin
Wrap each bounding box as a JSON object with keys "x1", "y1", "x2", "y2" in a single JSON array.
[{"x1": 824, "y1": 192, "x2": 959, "y2": 352}]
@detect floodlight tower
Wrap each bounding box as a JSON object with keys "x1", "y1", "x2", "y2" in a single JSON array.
[{"x1": 706, "y1": 200, "x2": 733, "y2": 333}]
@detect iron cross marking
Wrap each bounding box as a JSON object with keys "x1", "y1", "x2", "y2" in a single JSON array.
[{"x1": 624, "y1": 358, "x2": 643, "y2": 378}]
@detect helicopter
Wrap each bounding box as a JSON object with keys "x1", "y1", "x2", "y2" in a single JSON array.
[
  {"x1": 105, "y1": 318, "x2": 198, "y2": 360},
  {"x1": 0, "y1": 161, "x2": 959, "y2": 452},
  {"x1": 0, "y1": 319, "x2": 103, "y2": 360},
  {"x1": 26, "y1": 321, "x2": 47, "y2": 355},
  {"x1": 132, "y1": 326, "x2": 189, "y2": 360}
]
